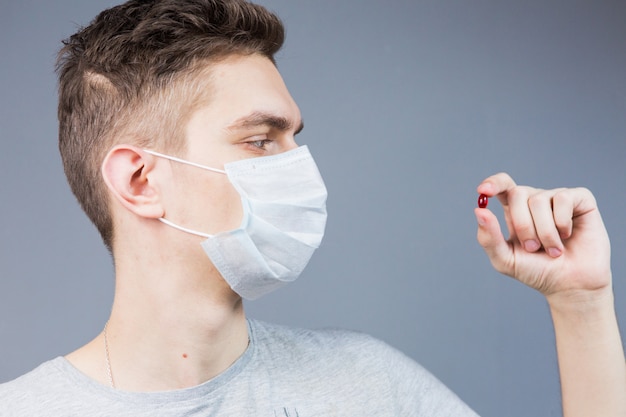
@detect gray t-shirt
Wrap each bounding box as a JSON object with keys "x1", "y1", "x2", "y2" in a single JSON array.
[{"x1": 0, "y1": 320, "x2": 478, "y2": 416}]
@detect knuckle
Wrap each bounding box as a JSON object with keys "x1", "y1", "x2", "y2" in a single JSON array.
[
  {"x1": 527, "y1": 190, "x2": 552, "y2": 211},
  {"x1": 576, "y1": 186, "x2": 596, "y2": 203},
  {"x1": 527, "y1": 193, "x2": 543, "y2": 209},
  {"x1": 507, "y1": 186, "x2": 527, "y2": 202},
  {"x1": 495, "y1": 172, "x2": 512, "y2": 182},
  {"x1": 552, "y1": 189, "x2": 573, "y2": 205},
  {"x1": 489, "y1": 172, "x2": 517, "y2": 189}
]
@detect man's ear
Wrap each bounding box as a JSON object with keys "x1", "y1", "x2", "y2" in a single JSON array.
[{"x1": 101, "y1": 144, "x2": 164, "y2": 219}]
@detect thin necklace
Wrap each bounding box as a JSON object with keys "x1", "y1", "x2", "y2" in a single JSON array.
[{"x1": 103, "y1": 321, "x2": 115, "y2": 389}]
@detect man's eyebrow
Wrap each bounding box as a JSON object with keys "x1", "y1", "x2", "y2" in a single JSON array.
[{"x1": 227, "y1": 111, "x2": 304, "y2": 135}]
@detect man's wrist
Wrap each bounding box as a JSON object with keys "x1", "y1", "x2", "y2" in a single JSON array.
[{"x1": 546, "y1": 281, "x2": 614, "y2": 318}]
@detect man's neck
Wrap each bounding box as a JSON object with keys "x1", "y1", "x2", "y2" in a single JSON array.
[{"x1": 65, "y1": 265, "x2": 249, "y2": 392}]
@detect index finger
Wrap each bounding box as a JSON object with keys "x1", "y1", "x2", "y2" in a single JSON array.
[{"x1": 477, "y1": 172, "x2": 517, "y2": 206}]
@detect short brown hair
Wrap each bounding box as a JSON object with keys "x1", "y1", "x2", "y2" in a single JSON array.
[{"x1": 57, "y1": 0, "x2": 284, "y2": 250}]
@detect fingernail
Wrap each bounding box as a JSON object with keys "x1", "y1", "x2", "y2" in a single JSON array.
[
  {"x1": 524, "y1": 240, "x2": 541, "y2": 252},
  {"x1": 475, "y1": 212, "x2": 486, "y2": 227},
  {"x1": 548, "y1": 247, "x2": 562, "y2": 258}
]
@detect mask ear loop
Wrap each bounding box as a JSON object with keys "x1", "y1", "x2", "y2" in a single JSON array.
[
  {"x1": 143, "y1": 149, "x2": 226, "y2": 238},
  {"x1": 142, "y1": 149, "x2": 227, "y2": 174},
  {"x1": 157, "y1": 218, "x2": 213, "y2": 239}
]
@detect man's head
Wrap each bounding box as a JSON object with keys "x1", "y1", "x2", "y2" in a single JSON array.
[{"x1": 57, "y1": 0, "x2": 285, "y2": 250}]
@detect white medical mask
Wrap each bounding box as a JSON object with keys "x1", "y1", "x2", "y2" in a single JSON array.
[{"x1": 143, "y1": 146, "x2": 328, "y2": 300}]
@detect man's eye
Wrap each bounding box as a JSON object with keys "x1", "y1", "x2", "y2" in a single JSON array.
[{"x1": 250, "y1": 139, "x2": 271, "y2": 149}]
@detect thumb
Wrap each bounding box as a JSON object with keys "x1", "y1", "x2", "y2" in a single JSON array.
[{"x1": 475, "y1": 208, "x2": 514, "y2": 276}]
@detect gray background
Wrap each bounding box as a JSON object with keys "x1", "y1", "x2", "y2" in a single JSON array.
[{"x1": 1, "y1": 1, "x2": 625, "y2": 416}]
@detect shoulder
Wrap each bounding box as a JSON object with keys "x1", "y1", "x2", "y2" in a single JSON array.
[
  {"x1": 249, "y1": 319, "x2": 434, "y2": 389},
  {"x1": 248, "y1": 320, "x2": 478, "y2": 416},
  {"x1": 0, "y1": 357, "x2": 64, "y2": 391},
  {"x1": 0, "y1": 358, "x2": 67, "y2": 411}
]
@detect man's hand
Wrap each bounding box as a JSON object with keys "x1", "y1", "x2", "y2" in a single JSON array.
[
  {"x1": 474, "y1": 172, "x2": 611, "y2": 300},
  {"x1": 474, "y1": 172, "x2": 625, "y2": 417}
]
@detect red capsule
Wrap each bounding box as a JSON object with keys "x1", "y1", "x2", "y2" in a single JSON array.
[{"x1": 478, "y1": 194, "x2": 489, "y2": 209}]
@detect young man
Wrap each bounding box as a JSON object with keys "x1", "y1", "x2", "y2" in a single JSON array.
[{"x1": 1, "y1": 0, "x2": 624, "y2": 416}]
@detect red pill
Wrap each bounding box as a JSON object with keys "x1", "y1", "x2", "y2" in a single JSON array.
[{"x1": 478, "y1": 194, "x2": 489, "y2": 209}]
